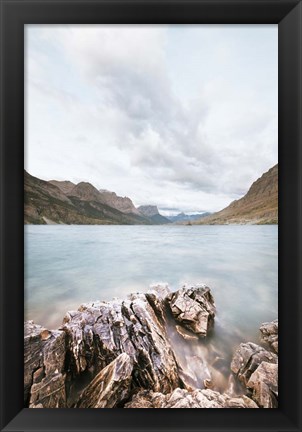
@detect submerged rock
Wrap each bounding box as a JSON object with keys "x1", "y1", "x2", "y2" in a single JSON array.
[
  {"x1": 231, "y1": 342, "x2": 277, "y2": 386},
  {"x1": 167, "y1": 284, "x2": 216, "y2": 336},
  {"x1": 76, "y1": 353, "x2": 133, "y2": 408},
  {"x1": 259, "y1": 319, "x2": 278, "y2": 353},
  {"x1": 125, "y1": 388, "x2": 258, "y2": 408},
  {"x1": 24, "y1": 321, "x2": 66, "y2": 408},
  {"x1": 175, "y1": 325, "x2": 199, "y2": 341}
]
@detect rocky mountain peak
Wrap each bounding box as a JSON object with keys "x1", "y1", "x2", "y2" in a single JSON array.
[
  {"x1": 98, "y1": 189, "x2": 140, "y2": 215},
  {"x1": 138, "y1": 205, "x2": 159, "y2": 217},
  {"x1": 69, "y1": 182, "x2": 102, "y2": 202}
]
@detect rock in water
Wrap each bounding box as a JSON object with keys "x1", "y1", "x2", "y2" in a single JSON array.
[
  {"x1": 24, "y1": 321, "x2": 66, "y2": 408},
  {"x1": 259, "y1": 319, "x2": 278, "y2": 353},
  {"x1": 62, "y1": 289, "x2": 180, "y2": 394},
  {"x1": 247, "y1": 361, "x2": 278, "y2": 408},
  {"x1": 167, "y1": 284, "x2": 216, "y2": 336},
  {"x1": 76, "y1": 353, "x2": 133, "y2": 408},
  {"x1": 125, "y1": 388, "x2": 258, "y2": 408},
  {"x1": 231, "y1": 342, "x2": 277, "y2": 386}
]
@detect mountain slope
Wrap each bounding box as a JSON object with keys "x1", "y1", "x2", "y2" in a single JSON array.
[
  {"x1": 195, "y1": 164, "x2": 278, "y2": 225},
  {"x1": 98, "y1": 190, "x2": 140, "y2": 215},
  {"x1": 24, "y1": 171, "x2": 152, "y2": 225}
]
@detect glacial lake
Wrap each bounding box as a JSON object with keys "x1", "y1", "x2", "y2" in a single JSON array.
[{"x1": 24, "y1": 225, "x2": 277, "y2": 391}]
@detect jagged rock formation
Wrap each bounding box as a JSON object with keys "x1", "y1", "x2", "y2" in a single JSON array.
[
  {"x1": 230, "y1": 320, "x2": 278, "y2": 408},
  {"x1": 231, "y1": 342, "x2": 277, "y2": 386},
  {"x1": 62, "y1": 287, "x2": 180, "y2": 394},
  {"x1": 24, "y1": 321, "x2": 66, "y2": 408},
  {"x1": 247, "y1": 361, "x2": 278, "y2": 408},
  {"x1": 24, "y1": 285, "x2": 278, "y2": 409},
  {"x1": 76, "y1": 353, "x2": 133, "y2": 408},
  {"x1": 167, "y1": 285, "x2": 216, "y2": 336},
  {"x1": 260, "y1": 319, "x2": 278, "y2": 353},
  {"x1": 125, "y1": 388, "x2": 258, "y2": 408},
  {"x1": 196, "y1": 164, "x2": 278, "y2": 225}
]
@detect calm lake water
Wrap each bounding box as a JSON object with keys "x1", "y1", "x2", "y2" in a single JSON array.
[{"x1": 24, "y1": 225, "x2": 277, "y2": 393}]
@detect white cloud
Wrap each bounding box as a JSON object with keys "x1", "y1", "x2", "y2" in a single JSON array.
[{"x1": 25, "y1": 24, "x2": 278, "y2": 213}]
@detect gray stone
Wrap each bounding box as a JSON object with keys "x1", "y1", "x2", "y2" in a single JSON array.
[
  {"x1": 125, "y1": 388, "x2": 258, "y2": 408},
  {"x1": 231, "y1": 342, "x2": 277, "y2": 386},
  {"x1": 259, "y1": 319, "x2": 278, "y2": 353},
  {"x1": 247, "y1": 361, "x2": 278, "y2": 408},
  {"x1": 167, "y1": 284, "x2": 216, "y2": 336},
  {"x1": 24, "y1": 321, "x2": 67, "y2": 408},
  {"x1": 62, "y1": 291, "x2": 180, "y2": 394}
]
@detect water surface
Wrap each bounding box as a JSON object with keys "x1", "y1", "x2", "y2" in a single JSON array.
[{"x1": 24, "y1": 225, "x2": 277, "y2": 393}]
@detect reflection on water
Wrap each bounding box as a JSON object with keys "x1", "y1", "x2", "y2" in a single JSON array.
[{"x1": 24, "y1": 225, "x2": 277, "y2": 393}]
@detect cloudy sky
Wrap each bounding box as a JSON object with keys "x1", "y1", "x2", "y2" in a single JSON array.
[{"x1": 25, "y1": 25, "x2": 277, "y2": 215}]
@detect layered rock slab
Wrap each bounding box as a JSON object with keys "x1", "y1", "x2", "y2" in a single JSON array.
[
  {"x1": 24, "y1": 321, "x2": 66, "y2": 408},
  {"x1": 167, "y1": 284, "x2": 216, "y2": 336},
  {"x1": 76, "y1": 353, "x2": 133, "y2": 408},
  {"x1": 62, "y1": 288, "x2": 180, "y2": 394}
]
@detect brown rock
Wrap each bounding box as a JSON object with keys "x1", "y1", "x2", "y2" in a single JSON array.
[
  {"x1": 24, "y1": 321, "x2": 67, "y2": 408},
  {"x1": 259, "y1": 319, "x2": 278, "y2": 353},
  {"x1": 247, "y1": 361, "x2": 278, "y2": 408},
  {"x1": 125, "y1": 388, "x2": 258, "y2": 408},
  {"x1": 167, "y1": 284, "x2": 216, "y2": 336},
  {"x1": 231, "y1": 342, "x2": 277, "y2": 386},
  {"x1": 76, "y1": 353, "x2": 133, "y2": 408},
  {"x1": 62, "y1": 291, "x2": 180, "y2": 394}
]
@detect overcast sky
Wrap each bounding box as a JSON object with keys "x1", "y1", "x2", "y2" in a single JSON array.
[{"x1": 25, "y1": 25, "x2": 277, "y2": 215}]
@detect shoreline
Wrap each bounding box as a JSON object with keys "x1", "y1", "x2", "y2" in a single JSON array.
[{"x1": 24, "y1": 283, "x2": 278, "y2": 409}]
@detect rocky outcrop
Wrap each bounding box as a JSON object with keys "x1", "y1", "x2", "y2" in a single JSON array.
[
  {"x1": 125, "y1": 388, "x2": 258, "y2": 408},
  {"x1": 247, "y1": 361, "x2": 278, "y2": 408},
  {"x1": 76, "y1": 353, "x2": 133, "y2": 408},
  {"x1": 62, "y1": 289, "x2": 180, "y2": 394},
  {"x1": 196, "y1": 164, "x2": 278, "y2": 225},
  {"x1": 231, "y1": 342, "x2": 277, "y2": 386},
  {"x1": 24, "y1": 321, "x2": 67, "y2": 408},
  {"x1": 260, "y1": 319, "x2": 278, "y2": 353},
  {"x1": 24, "y1": 285, "x2": 278, "y2": 409},
  {"x1": 231, "y1": 319, "x2": 278, "y2": 408},
  {"x1": 167, "y1": 285, "x2": 216, "y2": 337}
]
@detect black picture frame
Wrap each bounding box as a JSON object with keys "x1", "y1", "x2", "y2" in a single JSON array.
[{"x1": 0, "y1": 0, "x2": 301, "y2": 431}]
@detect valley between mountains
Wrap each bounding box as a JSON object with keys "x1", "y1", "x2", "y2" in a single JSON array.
[{"x1": 24, "y1": 164, "x2": 278, "y2": 225}]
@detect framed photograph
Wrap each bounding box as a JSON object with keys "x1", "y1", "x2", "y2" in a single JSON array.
[{"x1": 0, "y1": 0, "x2": 301, "y2": 431}]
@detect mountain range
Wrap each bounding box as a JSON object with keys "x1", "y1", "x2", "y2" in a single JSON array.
[
  {"x1": 24, "y1": 171, "x2": 170, "y2": 225},
  {"x1": 24, "y1": 163, "x2": 278, "y2": 225},
  {"x1": 194, "y1": 164, "x2": 278, "y2": 225},
  {"x1": 167, "y1": 212, "x2": 212, "y2": 223}
]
